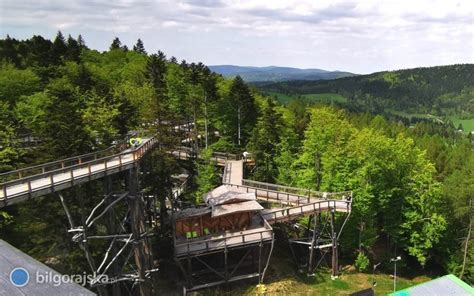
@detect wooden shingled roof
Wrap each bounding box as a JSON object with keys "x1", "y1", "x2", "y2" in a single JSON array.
[
  {"x1": 211, "y1": 200, "x2": 263, "y2": 217},
  {"x1": 204, "y1": 185, "x2": 257, "y2": 206}
]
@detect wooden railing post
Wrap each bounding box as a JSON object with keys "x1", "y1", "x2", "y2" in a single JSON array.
[{"x1": 27, "y1": 180, "x2": 32, "y2": 198}]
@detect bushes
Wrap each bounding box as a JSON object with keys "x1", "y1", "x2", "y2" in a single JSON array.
[{"x1": 355, "y1": 252, "x2": 370, "y2": 272}]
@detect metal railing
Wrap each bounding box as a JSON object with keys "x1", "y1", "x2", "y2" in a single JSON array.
[
  {"x1": 222, "y1": 162, "x2": 232, "y2": 184},
  {"x1": 0, "y1": 138, "x2": 158, "y2": 205},
  {"x1": 224, "y1": 183, "x2": 316, "y2": 206},
  {"x1": 224, "y1": 182, "x2": 352, "y2": 207},
  {"x1": 261, "y1": 199, "x2": 352, "y2": 223},
  {"x1": 242, "y1": 179, "x2": 352, "y2": 201},
  {"x1": 172, "y1": 175, "x2": 192, "y2": 200},
  {"x1": 174, "y1": 222, "x2": 273, "y2": 256},
  {"x1": 171, "y1": 147, "x2": 241, "y2": 163}
]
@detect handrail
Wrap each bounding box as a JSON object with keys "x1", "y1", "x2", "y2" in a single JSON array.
[
  {"x1": 224, "y1": 183, "x2": 352, "y2": 207},
  {"x1": 242, "y1": 179, "x2": 352, "y2": 200},
  {"x1": 175, "y1": 223, "x2": 273, "y2": 255},
  {"x1": 1, "y1": 140, "x2": 153, "y2": 187},
  {"x1": 261, "y1": 199, "x2": 351, "y2": 223},
  {"x1": 174, "y1": 226, "x2": 272, "y2": 247},
  {"x1": 0, "y1": 140, "x2": 132, "y2": 182},
  {"x1": 0, "y1": 137, "x2": 158, "y2": 204},
  {"x1": 222, "y1": 162, "x2": 232, "y2": 184},
  {"x1": 224, "y1": 183, "x2": 317, "y2": 206}
]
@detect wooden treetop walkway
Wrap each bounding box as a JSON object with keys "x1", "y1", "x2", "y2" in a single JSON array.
[{"x1": 0, "y1": 138, "x2": 157, "y2": 207}]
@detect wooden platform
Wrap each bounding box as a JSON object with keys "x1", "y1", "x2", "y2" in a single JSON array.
[
  {"x1": 0, "y1": 138, "x2": 157, "y2": 207},
  {"x1": 174, "y1": 219, "x2": 273, "y2": 257}
]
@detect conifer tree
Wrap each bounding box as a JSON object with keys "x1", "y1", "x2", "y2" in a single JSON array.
[
  {"x1": 145, "y1": 51, "x2": 167, "y2": 122},
  {"x1": 110, "y1": 37, "x2": 122, "y2": 50},
  {"x1": 66, "y1": 35, "x2": 81, "y2": 62},
  {"x1": 220, "y1": 75, "x2": 257, "y2": 146},
  {"x1": 51, "y1": 31, "x2": 67, "y2": 62},
  {"x1": 133, "y1": 38, "x2": 146, "y2": 54}
]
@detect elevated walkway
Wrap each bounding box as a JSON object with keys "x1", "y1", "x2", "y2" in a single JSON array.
[
  {"x1": 175, "y1": 218, "x2": 273, "y2": 257},
  {"x1": 222, "y1": 161, "x2": 352, "y2": 221},
  {"x1": 0, "y1": 138, "x2": 157, "y2": 207}
]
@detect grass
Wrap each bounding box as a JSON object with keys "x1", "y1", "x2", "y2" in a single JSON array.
[
  {"x1": 300, "y1": 93, "x2": 348, "y2": 104},
  {"x1": 187, "y1": 251, "x2": 432, "y2": 296},
  {"x1": 385, "y1": 109, "x2": 441, "y2": 121},
  {"x1": 449, "y1": 116, "x2": 474, "y2": 133},
  {"x1": 387, "y1": 110, "x2": 474, "y2": 133}
]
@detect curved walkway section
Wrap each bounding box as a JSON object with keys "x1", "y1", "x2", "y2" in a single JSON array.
[{"x1": 0, "y1": 138, "x2": 157, "y2": 207}]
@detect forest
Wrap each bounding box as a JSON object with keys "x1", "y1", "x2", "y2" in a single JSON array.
[
  {"x1": 256, "y1": 64, "x2": 474, "y2": 120},
  {"x1": 0, "y1": 33, "x2": 472, "y2": 293}
]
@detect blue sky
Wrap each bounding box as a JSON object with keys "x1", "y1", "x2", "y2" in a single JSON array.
[{"x1": 0, "y1": 0, "x2": 473, "y2": 74}]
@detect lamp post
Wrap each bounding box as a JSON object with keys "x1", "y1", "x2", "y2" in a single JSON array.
[
  {"x1": 372, "y1": 262, "x2": 381, "y2": 287},
  {"x1": 390, "y1": 256, "x2": 402, "y2": 292}
]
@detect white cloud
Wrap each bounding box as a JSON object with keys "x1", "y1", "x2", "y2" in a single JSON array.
[{"x1": 0, "y1": 0, "x2": 472, "y2": 73}]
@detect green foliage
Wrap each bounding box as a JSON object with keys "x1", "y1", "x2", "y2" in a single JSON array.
[
  {"x1": 195, "y1": 148, "x2": 220, "y2": 203},
  {"x1": 273, "y1": 106, "x2": 447, "y2": 266},
  {"x1": 354, "y1": 252, "x2": 370, "y2": 272},
  {"x1": 15, "y1": 92, "x2": 50, "y2": 132},
  {"x1": 0, "y1": 211, "x2": 12, "y2": 229},
  {"x1": 0, "y1": 63, "x2": 41, "y2": 104},
  {"x1": 39, "y1": 78, "x2": 91, "y2": 157},
  {"x1": 260, "y1": 64, "x2": 474, "y2": 118},
  {"x1": 247, "y1": 98, "x2": 283, "y2": 182},
  {"x1": 133, "y1": 38, "x2": 146, "y2": 54},
  {"x1": 82, "y1": 92, "x2": 120, "y2": 147},
  {"x1": 0, "y1": 101, "x2": 23, "y2": 172},
  {"x1": 0, "y1": 34, "x2": 472, "y2": 287},
  {"x1": 218, "y1": 76, "x2": 257, "y2": 146}
]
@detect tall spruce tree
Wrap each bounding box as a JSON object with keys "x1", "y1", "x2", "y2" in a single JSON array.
[
  {"x1": 110, "y1": 37, "x2": 122, "y2": 50},
  {"x1": 51, "y1": 31, "x2": 67, "y2": 63},
  {"x1": 220, "y1": 75, "x2": 257, "y2": 146},
  {"x1": 66, "y1": 35, "x2": 81, "y2": 62},
  {"x1": 39, "y1": 78, "x2": 90, "y2": 157},
  {"x1": 248, "y1": 98, "x2": 282, "y2": 182},
  {"x1": 133, "y1": 38, "x2": 146, "y2": 54},
  {"x1": 145, "y1": 51, "x2": 168, "y2": 124}
]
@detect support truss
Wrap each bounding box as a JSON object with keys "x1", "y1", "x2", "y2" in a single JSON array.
[{"x1": 58, "y1": 167, "x2": 158, "y2": 296}]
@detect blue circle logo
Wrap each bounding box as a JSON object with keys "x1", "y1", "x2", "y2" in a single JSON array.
[{"x1": 10, "y1": 267, "x2": 29, "y2": 287}]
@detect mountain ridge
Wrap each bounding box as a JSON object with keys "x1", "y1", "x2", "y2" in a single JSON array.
[{"x1": 209, "y1": 65, "x2": 356, "y2": 82}]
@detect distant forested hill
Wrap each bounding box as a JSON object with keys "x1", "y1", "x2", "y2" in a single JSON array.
[
  {"x1": 209, "y1": 65, "x2": 355, "y2": 82},
  {"x1": 257, "y1": 64, "x2": 474, "y2": 118}
]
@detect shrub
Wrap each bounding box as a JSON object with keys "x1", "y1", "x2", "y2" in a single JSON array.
[{"x1": 355, "y1": 252, "x2": 370, "y2": 272}]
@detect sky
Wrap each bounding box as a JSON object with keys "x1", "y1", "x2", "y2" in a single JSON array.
[{"x1": 0, "y1": 0, "x2": 473, "y2": 74}]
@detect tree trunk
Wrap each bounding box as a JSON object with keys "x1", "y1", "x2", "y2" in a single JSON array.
[{"x1": 460, "y1": 197, "x2": 472, "y2": 279}]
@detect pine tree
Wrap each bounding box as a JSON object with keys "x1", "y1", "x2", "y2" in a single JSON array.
[
  {"x1": 145, "y1": 51, "x2": 168, "y2": 125},
  {"x1": 110, "y1": 37, "x2": 122, "y2": 50},
  {"x1": 0, "y1": 35, "x2": 20, "y2": 66},
  {"x1": 39, "y1": 78, "x2": 90, "y2": 157},
  {"x1": 248, "y1": 98, "x2": 282, "y2": 182},
  {"x1": 133, "y1": 38, "x2": 146, "y2": 54},
  {"x1": 66, "y1": 35, "x2": 81, "y2": 62},
  {"x1": 51, "y1": 31, "x2": 67, "y2": 62},
  {"x1": 77, "y1": 34, "x2": 86, "y2": 48},
  {"x1": 220, "y1": 75, "x2": 257, "y2": 146}
]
